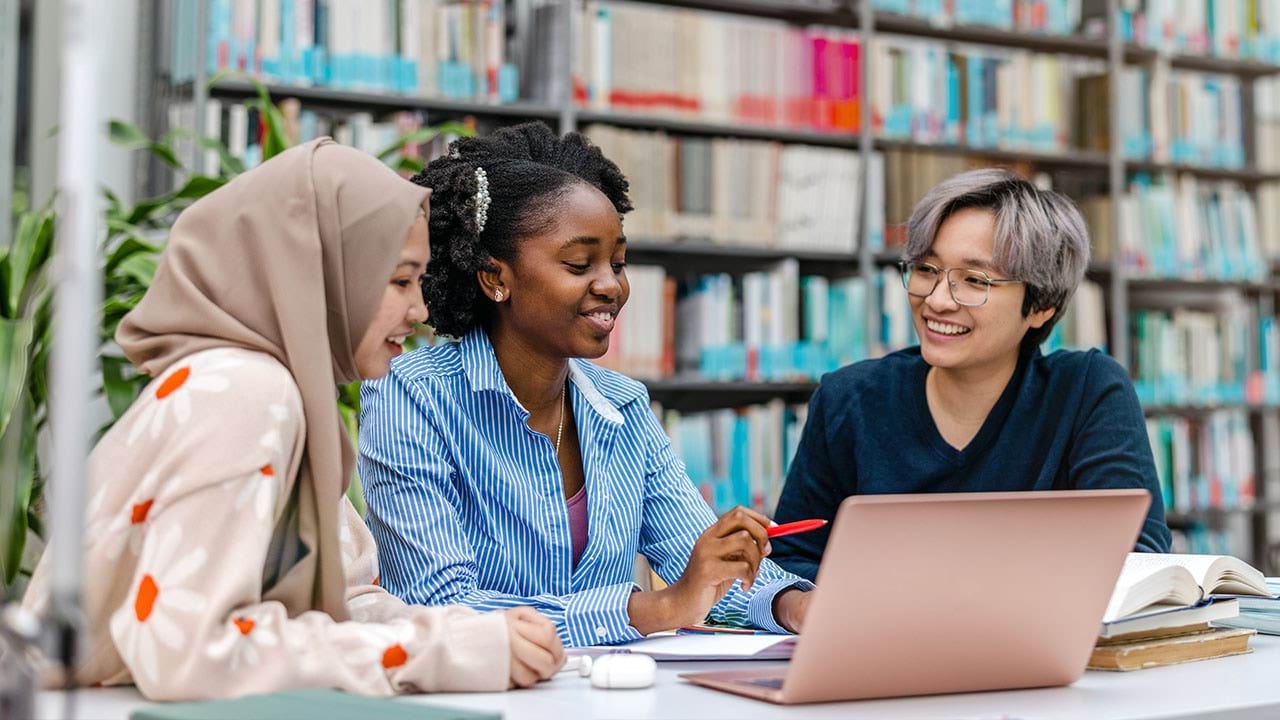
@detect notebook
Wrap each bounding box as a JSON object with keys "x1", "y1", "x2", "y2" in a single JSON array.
[
  {"x1": 580, "y1": 632, "x2": 795, "y2": 661},
  {"x1": 128, "y1": 688, "x2": 500, "y2": 720}
]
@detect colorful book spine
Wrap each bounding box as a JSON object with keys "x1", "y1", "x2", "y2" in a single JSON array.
[
  {"x1": 191, "y1": 0, "x2": 519, "y2": 102},
  {"x1": 657, "y1": 400, "x2": 807, "y2": 516}
]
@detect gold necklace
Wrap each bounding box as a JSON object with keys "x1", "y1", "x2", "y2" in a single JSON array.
[{"x1": 554, "y1": 381, "x2": 567, "y2": 454}]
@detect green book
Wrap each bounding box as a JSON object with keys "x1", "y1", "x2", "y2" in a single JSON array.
[{"x1": 129, "y1": 688, "x2": 501, "y2": 720}]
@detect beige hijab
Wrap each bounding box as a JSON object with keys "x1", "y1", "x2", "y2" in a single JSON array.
[{"x1": 117, "y1": 138, "x2": 430, "y2": 621}]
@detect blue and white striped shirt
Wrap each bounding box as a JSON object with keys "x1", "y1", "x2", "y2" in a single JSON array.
[{"x1": 358, "y1": 329, "x2": 813, "y2": 647}]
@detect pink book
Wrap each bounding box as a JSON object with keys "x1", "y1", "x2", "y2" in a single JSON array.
[{"x1": 811, "y1": 34, "x2": 834, "y2": 131}]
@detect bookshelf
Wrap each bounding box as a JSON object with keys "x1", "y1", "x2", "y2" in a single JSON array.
[{"x1": 150, "y1": 0, "x2": 1280, "y2": 571}]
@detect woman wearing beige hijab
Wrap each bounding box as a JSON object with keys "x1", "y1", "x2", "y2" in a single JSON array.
[{"x1": 21, "y1": 138, "x2": 563, "y2": 700}]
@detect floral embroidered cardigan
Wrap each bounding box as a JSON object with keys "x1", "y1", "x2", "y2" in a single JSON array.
[{"x1": 22, "y1": 348, "x2": 511, "y2": 700}]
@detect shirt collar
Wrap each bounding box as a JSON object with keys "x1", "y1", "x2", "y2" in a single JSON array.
[{"x1": 459, "y1": 329, "x2": 630, "y2": 426}]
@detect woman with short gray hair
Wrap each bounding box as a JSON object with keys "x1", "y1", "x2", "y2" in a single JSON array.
[{"x1": 769, "y1": 168, "x2": 1171, "y2": 582}]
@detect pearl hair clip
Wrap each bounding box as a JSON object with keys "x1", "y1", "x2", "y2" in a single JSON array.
[{"x1": 474, "y1": 166, "x2": 491, "y2": 233}]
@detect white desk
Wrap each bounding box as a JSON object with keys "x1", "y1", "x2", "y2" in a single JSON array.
[{"x1": 37, "y1": 634, "x2": 1280, "y2": 720}]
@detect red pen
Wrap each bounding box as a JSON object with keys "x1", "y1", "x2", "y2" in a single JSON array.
[{"x1": 766, "y1": 518, "x2": 828, "y2": 539}]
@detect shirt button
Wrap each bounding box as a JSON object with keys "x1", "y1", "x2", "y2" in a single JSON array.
[{"x1": 596, "y1": 626, "x2": 608, "y2": 638}]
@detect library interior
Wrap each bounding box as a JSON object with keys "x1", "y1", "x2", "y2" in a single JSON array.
[{"x1": 9, "y1": 0, "x2": 1280, "y2": 718}]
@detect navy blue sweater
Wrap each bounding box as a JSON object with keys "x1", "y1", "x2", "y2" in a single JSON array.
[{"x1": 770, "y1": 346, "x2": 1173, "y2": 581}]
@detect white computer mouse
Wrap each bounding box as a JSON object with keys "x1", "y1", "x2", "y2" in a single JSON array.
[{"x1": 589, "y1": 653, "x2": 657, "y2": 690}]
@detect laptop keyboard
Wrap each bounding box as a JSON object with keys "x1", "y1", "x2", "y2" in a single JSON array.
[{"x1": 739, "y1": 677, "x2": 785, "y2": 690}]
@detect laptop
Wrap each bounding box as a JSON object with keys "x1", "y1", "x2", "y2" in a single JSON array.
[{"x1": 682, "y1": 489, "x2": 1151, "y2": 704}]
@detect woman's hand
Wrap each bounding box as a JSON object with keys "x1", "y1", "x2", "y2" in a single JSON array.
[
  {"x1": 628, "y1": 506, "x2": 773, "y2": 634},
  {"x1": 503, "y1": 606, "x2": 565, "y2": 688}
]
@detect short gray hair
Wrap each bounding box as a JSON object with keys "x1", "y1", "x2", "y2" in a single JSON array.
[{"x1": 902, "y1": 168, "x2": 1091, "y2": 348}]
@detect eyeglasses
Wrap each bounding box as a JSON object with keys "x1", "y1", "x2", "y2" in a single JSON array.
[{"x1": 898, "y1": 261, "x2": 1021, "y2": 308}]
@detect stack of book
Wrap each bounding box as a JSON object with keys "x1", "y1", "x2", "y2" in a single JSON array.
[
  {"x1": 1090, "y1": 553, "x2": 1272, "y2": 671},
  {"x1": 1215, "y1": 578, "x2": 1280, "y2": 635}
]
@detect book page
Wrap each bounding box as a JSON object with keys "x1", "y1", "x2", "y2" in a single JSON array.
[
  {"x1": 1105, "y1": 563, "x2": 1200, "y2": 621},
  {"x1": 1119, "y1": 553, "x2": 1269, "y2": 596}
]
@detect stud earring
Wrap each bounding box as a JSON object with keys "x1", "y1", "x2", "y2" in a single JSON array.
[{"x1": 495, "y1": 289, "x2": 504, "y2": 301}]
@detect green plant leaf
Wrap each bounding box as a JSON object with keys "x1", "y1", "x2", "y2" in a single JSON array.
[
  {"x1": 164, "y1": 128, "x2": 246, "y2": 176},
  {"x1": 374, "y1": 122, "x2": 473, "y2": 162},
  {"x1": 393, "y1": 157, "x2": 425, "y2": 175},
  {"x1": 173, "y1": 175, "x2": 226, "y2": 200},
  {"x1": 0, "y1": 392, "x2": 35, "y2": 584},
  {"x1": 104, "y1": 234, "x2": 161, "y2": 275},
  {"x1": 108, "y1": 120, "x2": 183, "y2": 170},
  {"x1": 116, "y1": 253, "x2": 159, "y2": 287},
  {"x1": 0, "y1": 318, "x2": 34, "y2": 443},
  {"x1": 101, "y1": 355, "x2": 142, "y2": 420},
  {"x1": 4, "y1": 208, "x2": 55, "y2": 318}
]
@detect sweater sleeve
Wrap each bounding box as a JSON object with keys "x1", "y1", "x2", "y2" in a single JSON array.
[
  {"x1": 100, "y1": 355, "x2": 510, "y2": 701},
  {"x1": 1066, "y1": 352, "x2": 1173, "y2": 553},
  {"x1": 768, "y1": 381, "x2": 851, "y2": 582}
]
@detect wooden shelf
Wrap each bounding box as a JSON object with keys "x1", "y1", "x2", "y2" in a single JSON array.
[
  {"x1": 622, "y1": 0, "x2": 848, "y2": 23},
  {"x1": 576, "y1": 109, "x2": 863, "y2": 148},
  {"x1": 209, "y1": 79, "x2": 561, "y2": 119},
  {"x1": 642, "y1": 376, "x2": 820, "y2": 410},
  {"x1": 1127, "y1": 160, "x2": 1280, "y2": 184},
  {"x1": 875, "y1": 138, "x2": 1110, "y2": 169},
  {"x1": 1142, "y1": 403, "x2": 1280, "y2": 416},
  {"x1": 1126, "y1": 276, "x2": 1276, "y2": 293}
]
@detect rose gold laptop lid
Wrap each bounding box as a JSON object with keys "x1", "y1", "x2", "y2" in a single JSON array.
[{"x1": 683, "y1": 489, "x2": 1151, "y2": 704}]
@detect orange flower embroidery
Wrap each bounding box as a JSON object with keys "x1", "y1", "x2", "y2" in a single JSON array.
[
  {"x1": 130, "y1": 499, "x2": 155, "y2": 525},
  {"x1": 233, "y1": 617, "x2": 255, "y2": 636},
  {"x1": 134, "y1": 575, "x2": 159, "y2": 622},
  {"x1": 260, "y1": 465, "x2": 274, "y2": 477},
  {"x1": 382, "y1": 644, "x2": 408, "y2": 669},
  {"x1": 372, "y1": 576, "x2": 380, "y2": 587},
  {"x1": 155, "y1": 366, "x2": 191, "y2": 400},
  {"x1": 127, "y1": 350, "x2": 238, "y2": 445}
]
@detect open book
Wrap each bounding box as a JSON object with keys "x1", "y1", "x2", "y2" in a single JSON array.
[{"x1": 1105, "y1": 553, "x2": 1273, "y2": 622}]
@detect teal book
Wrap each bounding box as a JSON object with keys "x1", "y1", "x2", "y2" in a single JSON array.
[{"x1": 129, "y1": 688, "x2": 501, "y2": 720}]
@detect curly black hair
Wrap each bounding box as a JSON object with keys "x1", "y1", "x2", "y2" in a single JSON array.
[{"x1": 410, "y1": 122, "x2": 633, "y2": 338}]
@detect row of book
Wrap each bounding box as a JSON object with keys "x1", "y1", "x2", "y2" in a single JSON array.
[
  {"x1": 872, "y1": 0, "x2": 1083, "y2": 35},
  {"x1": 1083, "y1": 177, "x2": 1263, "y2": 281},
  {"x1": 870, "y1": 37, "x2": 1101, "y2": 153},
  {"x1": 656, "y1": 399, "x2": 806, "y2": 516},
  {"x1": 573, "y1": 1, "x2": 863, "y2": 131},
  {"x1": 1171, "y1": 525, "x2": 1248, "y2": 556},
  {"x1": 585, "y1": 125, "x2": 883, "y2": 253},
  {"x1": 1078, "y1": 69, "x2": 1246, "y2": 168},
  {"x1": 1119, "y1": 0, "x2": 1280, "y2": 62},
  {"x1": 167, "y1": 98, "x2": 460, "y2": 177},
  {"x1": 1130, "y1": 307, "x2": 1280, "y2": 406},
  {"x1": 174, "y1": 0, "x2": 521, "y2": 102},
  {"x1": 1147, "y1": 411, "x2": 1257, "y2": 514},
  {"x1": 595, "y1": 263, "x2": 871, "y2": 382}
]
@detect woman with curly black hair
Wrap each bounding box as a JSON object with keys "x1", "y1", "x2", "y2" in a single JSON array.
[{"x1": 358, "y1": 122, "x2": 814, "y2": 646}]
